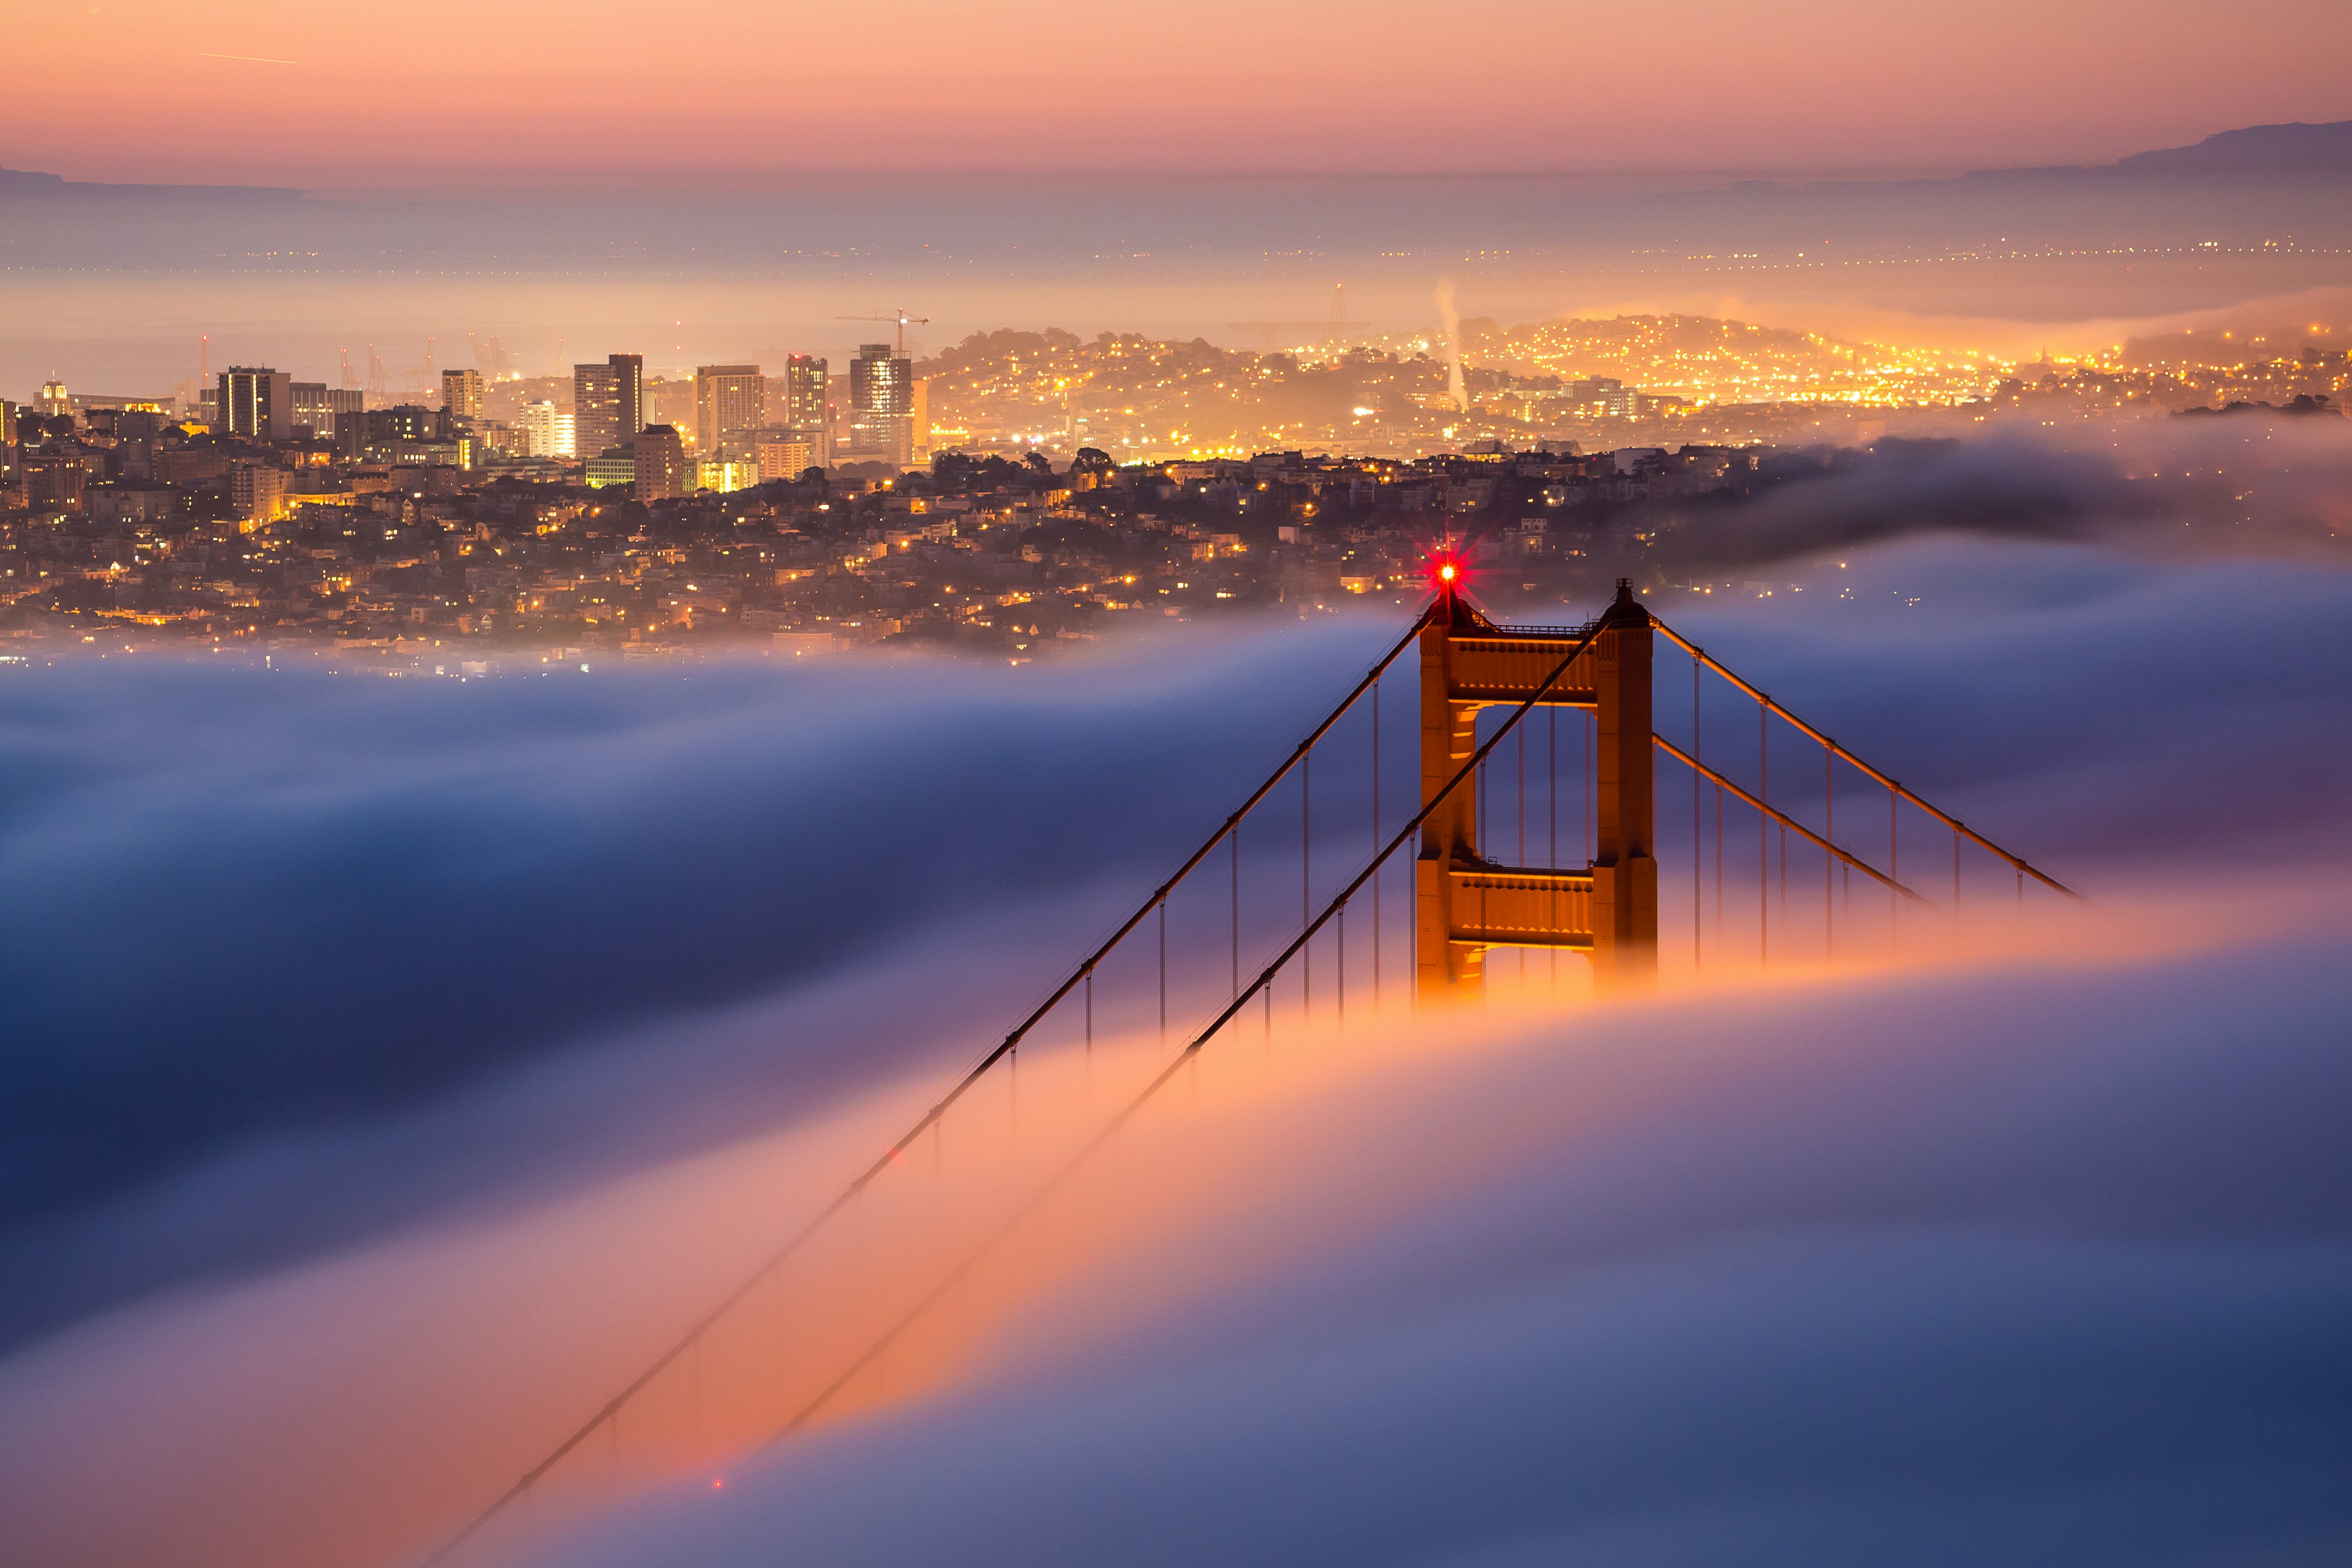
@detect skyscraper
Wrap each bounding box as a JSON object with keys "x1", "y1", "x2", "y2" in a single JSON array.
[
  {"x1": 635, "y1": 424, "x2": 687, "y2": 500},
  {"x1": 573, "y1": 353, "x2": 644, "y2": 458},
  {"x1": 442, "y1": 368, "x2": 484, "y2": 423},
  {"x1": 850, "y1": 343, "x2": 912, "y2": 466},
  {"x1": 290, "y1": 382, "x2": 334, "y2": 436},
  {"x1": 227, "y1": 462, "x2": 288, "y2": 526},
  {"x1": 519, "y1": 401, "x2": 576, "y2": 458},
  {"x1": 216, "y1": 368, "x2": 293, "y2": 440},
  {"x1": 754, "y1": 432, "x2": 817, "y2": 484},
  {"x1": 694, "y1": 364, "x2": 764, "y2": 458},
  {"x1": 781, "y1": 354, "x2": 828, "y2": 426}
]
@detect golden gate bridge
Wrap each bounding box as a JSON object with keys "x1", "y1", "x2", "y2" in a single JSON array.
[{"x1": 417, "y1": 568, "x2": 2076, "y2": 1566}]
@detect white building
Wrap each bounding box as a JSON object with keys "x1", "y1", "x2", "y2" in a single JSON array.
[{"x1": 519, "y1": 400, "x2": 576, "y2": 459}]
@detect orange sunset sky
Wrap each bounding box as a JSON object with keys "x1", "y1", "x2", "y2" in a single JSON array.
[{"x1": 10, "y1": 0, "x2": 2352, "y2": 190}]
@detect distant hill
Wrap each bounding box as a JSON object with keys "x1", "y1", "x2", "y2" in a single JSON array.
[
  {"x1": 3, "y1": 119, "x2": 2350, "y2": 276},
  {"x1": 0, "y1": 167, "x2": 302, "y2": 200},
  {"x1": 2109, "y1": 120, "x2": 2352, "y2": 176},
  {"x1": 1964, "y1": 120, "x2": 2352, "y2": 183}
]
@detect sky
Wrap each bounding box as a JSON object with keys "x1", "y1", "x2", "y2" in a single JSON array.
[
  {"x1": 8, "y1": 0, "x2": 2352, "y2": 188},
  {"x1": 2, "y1": 424, "x2": 2350, "y2": 1565}
]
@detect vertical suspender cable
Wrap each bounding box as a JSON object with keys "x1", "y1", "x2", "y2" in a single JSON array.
[
  {"x1": 1759, "y1": 696, "x2": 1769, "y2": 963},
  {"x1": 1371, "y1": 672, "x2": 1381, "y2": 1006},
  {"x1": 1302, "y1": 750, "x2": 1311, "y2": 1017},
  {"x1": 1477, "y1": 743, "x2": 1487, "y2": 858},
  {"x1": 1338, "y1": 907, "x2": 1346, "y2": 1023},
  {"x1": 1693, "y1": 648, "x2": 1702, "y2": 973},
  {"x1": 1158, "y1": 903, "x2": 1166, "y2": 1046},
  {"x1": 1825, "y1": 742, "x2": 1834, "y2": 959},
  {"x1": 1548, "y1": 702, "x2": 1558, "y2": 869},
  {"x1": 1889, "y1": 782, "x2": 1899, "y2": 939}
]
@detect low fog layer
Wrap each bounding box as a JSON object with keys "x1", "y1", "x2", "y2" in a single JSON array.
[
  {"x1": 0, "y1": 454, "x2": 2346, "y2": 1566},
  {"x1": 542, "y1": 933, "x2": 2352, "y2": 1568},
  {"x1": 1660, "y1": 418, "x2": 2352, "y2": 573}
]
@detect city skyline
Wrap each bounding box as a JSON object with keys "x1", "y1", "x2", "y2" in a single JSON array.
[{"x1": 5, "y1": 9, "x2": 2351, "y2": 1568}]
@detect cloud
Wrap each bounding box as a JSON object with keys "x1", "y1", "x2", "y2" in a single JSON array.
[
  {"x1": 1658, "y1": 418, "x2": 2352, "y2": 576},
  {"x1": 519, "y1": 929, "x2": 2352, "y2": 1568},
  {"x1": 0, "y1": 511, "x2": 2348, "y2": 1568},
  {"x1": 0, "y1": 624, "x2": 1397, "y2": 1342}
]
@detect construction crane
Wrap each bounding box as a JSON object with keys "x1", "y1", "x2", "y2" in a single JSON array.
[
  {"x1": 1227, "y1": 282, "x2": 1372, "y2": 353},
  {"x1": 835, "y1": 310, "x2": 930, "y2": 356}
]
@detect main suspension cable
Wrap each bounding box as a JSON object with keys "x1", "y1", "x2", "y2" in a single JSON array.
[{"x1": 417, "y1": 605, "x2": 1436, "y2": 1566}]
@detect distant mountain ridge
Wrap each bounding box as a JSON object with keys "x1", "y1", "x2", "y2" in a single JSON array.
[
  {"x1": 2110, "y1": 119, "x2": 2352, "y2": 174},
  {"x1": 2, "y1": 121, "x2": 2348, "y2": 202},
  {"x1": 4, "y1": 119, "x2": 2350, "y2": 280},
  {"x1": 1963, "y1": 119, "x2": 2352, "y2": 182},
  {"x1": 0, "y1": 167, "x2": 302, "y2": 200}
]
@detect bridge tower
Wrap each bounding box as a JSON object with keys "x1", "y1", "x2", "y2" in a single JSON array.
[{"x1": 1416, "y1": 578, "x2": 1656, "y2": 998}]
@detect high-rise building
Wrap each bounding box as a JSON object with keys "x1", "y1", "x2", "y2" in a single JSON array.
[
  {"x1": 780, "y1": 354, "x2": 828, "y2": 429},
  {"x1": 217, "y1": 368, "x2": 293, "y2": 440},
  {"x1": 695, "y1": 364, "x2": 764, "y2": 458},
  {"x1": 36, "y1": 380, "x2": 71, "y2": 419},
  {"x1": 850, "y1": 343, "x2": 912, "y2": 466},
  {"x1": 291, "y1": 382, "x2": 334, "y2": 435},
  {"x1": 519, "y1": 401, "x2": 576, "y2": 458},
  {"x1": 755, "y1": 431, "x2": 818, "y2": 483},
  {"x1": 442, "y1": 368, "x2": 484, "y2": 423},
  {"x1": 1, "y1": 399, "x2": 17, "y2": 478},
  {"x1": 290, "y1": 383, "x2": 360, "y2": 437},
  {"x1": 227, "y1": 462, "x2": 288, "y2": 526},
  {"x1": 635, "y1": 424, "x2": 687, "y2": 499},
  {"x1": 573, "y1": 353, "x2": 644, "y2": 458},
  {"x1": 23, "y1": 457, "x2": 86, "y2": 512}
]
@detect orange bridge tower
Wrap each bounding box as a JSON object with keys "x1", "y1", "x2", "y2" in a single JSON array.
[{"x1": 1415, "y1": 578, "x2": 1656, "y2": 997}]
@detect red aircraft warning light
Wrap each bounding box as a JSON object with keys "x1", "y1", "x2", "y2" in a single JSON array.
[{"x1": 1428, "y1": 548, "x2": 1469, "y2": 595}]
